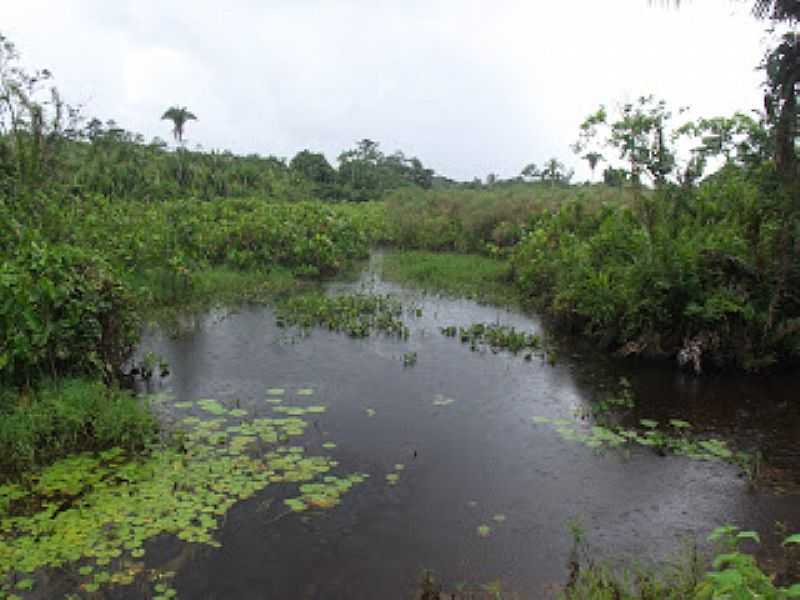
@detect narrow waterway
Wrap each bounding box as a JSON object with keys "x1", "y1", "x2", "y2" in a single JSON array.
[{"x1": 114, "y1": 253, "x2": 800, "y2": 599}]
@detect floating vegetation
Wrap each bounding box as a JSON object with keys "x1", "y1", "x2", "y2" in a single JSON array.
[
  {"x1": 322, "y1": 442, "x2": 337, "y2": 450},
  {"x1": 0, "y1": 389, "x2": 366, "y2": 599},
  {"x1": 394, "y1": 464, "x2": 405, "y2": 471},
  {"x1": 386, "y1": 473, "x2": 400, "y2": 485},
  {"x1": 364, "y1": 408, "x2": 376, "y2": 417},
  {"x1": 266, "y1": 388, "x2": 285, "y2": 396},
  {"x1": 432, "y1": 394, "x2": 455, "y2": 407},
  {"x1": 173, "y1": 401, "x2": 194, "y2": 409},
  {"x1": 492, "y1": 514, "x2": 507, "y2": 523},
  {"x1": 477, "y1": 524, "x2": 492, "y2": 538},
  {"x1": 588, "y1": 377, "x2": 635, "y2": 414},
  {"x1": 441, "y1": 323, "x2": 543, "y2": 357},
  {"x1": 532, "y1": 415, "x2": 749, "y2": 467},
  {"x1": 297, "y1": 388, "x2": 314, "y2": 396},
  {"x1": 402, "y1": 351, "x2": 417, "y2": 367},
  {"x1": 276, "y1": 293, "x2": 411, "y2": 339},
  {"x1": 197, "y1": 398, "x2": 228, "y2": 415}
]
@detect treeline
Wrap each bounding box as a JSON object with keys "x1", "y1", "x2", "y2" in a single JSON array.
[{"x1": 0, "y1": 35, "x2": 435, "y2": 206}]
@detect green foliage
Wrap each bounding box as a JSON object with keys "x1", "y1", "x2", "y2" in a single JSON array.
[
  {"x1": 561, "y1": 524, "x2": 800, "y2": 599},
  {"x1": 0, "y1": 379, "x2": 156, "y2": 479},
  {"x1": 385, "y1": 183, "x2": 633, "y2": 255},
  {"x1": 276, "y1": 293, "x2": 411, "y2": 339},
  {"x1": 442, "y1": 322, "x2": 543, "y2": 356},
  {"x1": 0, "y1": 386, "x2": 366, "y2": 597},
  {"x1": 381, "y1": 251, "x2": 515, "y2": 304},
  {"x1": 511, "y1": 167, "x2": 800, "y2": 372},
  {"x1": 0, "y1": 237, "x2": 140, "y2": 386}
]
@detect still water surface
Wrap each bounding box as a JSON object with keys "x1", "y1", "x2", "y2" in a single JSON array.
[{"x1": 126, "y1": 256, "x2": 799, "y2": 599}]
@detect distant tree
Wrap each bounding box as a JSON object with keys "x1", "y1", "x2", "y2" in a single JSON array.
[
  {"x1": 485, "y1": 172, "x2": 497, "y2": 186},
  {"x1": 541, "y1": 158, "x2": 573, "y2": 185},
  {"x1": 161, "y1": 106, "x2": 197, "y2": 143},
  {"x1": 290, "y1": 150, "x2": 336, "y2": 185},
  {"x1": 603, "y1": 166, "x2": 628, "y2": 187},
  {"x1": 583, "y1": 152, "x2": 604, "y2": 181},
  {"x1": 520, "y1": 163, "x2": 540, "y2": 181}
]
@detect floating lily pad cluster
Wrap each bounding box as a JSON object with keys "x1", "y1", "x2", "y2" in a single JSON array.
[
  {"x1": 275, "y1": 293, "x2": 412, "y2": 339},
  {"x1": 0, "y1": 386, "x2": 366, "y2": 599},
  {"x1": 532, "y1": 416, "x2": 748, "y2": 466},
  {"x1": 441, "y1": 323, "x2": 543, "y2": 358}
]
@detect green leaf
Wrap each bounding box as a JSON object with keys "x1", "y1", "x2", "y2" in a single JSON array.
[
  {"x1": 783, "y1": 583, "x2": 800, "y2": 597},
  {"x1": 735, "y1": 530, "x2": 760, "y2": 543},
  {"x1": 783, "y1": 533, "x2": 800, "y2": 545}
]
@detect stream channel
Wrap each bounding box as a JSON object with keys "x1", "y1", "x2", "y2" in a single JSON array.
[{"x1": 27, "y1": 253, "x2": 800, "y2": 599}]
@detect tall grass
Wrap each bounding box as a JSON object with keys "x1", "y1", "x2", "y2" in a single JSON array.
[
  {"x1": 0, "y1": 379, "x2": 157, "y2": 480},
  {"x1": 386, "y1": 183, "x2": 637, "y2": 254}
]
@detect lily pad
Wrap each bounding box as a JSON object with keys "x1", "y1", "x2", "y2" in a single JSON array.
[
  {"x1": 477, "y1": 524, "x2": 492, "y2": 538},
  {"x1": 365, "y1": 408, "x2": 376, "y2": 417},
  {"x1": 297, "y1": 388, "x2": 314, "y2": 396},
  {"x1": 492, "y1": 514, "x2": 507, "y2": 523},
  {"x1": 266, "y1": 388, "x2": 285, "y2": 395}
]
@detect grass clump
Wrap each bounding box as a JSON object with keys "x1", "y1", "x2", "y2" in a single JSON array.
[
  {"x1": 0, "y1": 379, "x2": 157, "y2": 480},
  {"x1": 276, "y1": 293, "x2": 411, "y2": 339},
  {"x1": 382, "y1": 251, "x2": 517, "y2": 305}
]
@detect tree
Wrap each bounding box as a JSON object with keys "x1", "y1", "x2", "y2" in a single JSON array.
[
  {"x1": 520, "y1": 162, "x2": 540, "y2": 181},
  {"x1": 541, "y1": 157, "x2": 574, "y2": 185},
  {"x1": 575, "y1": 96, "x2": 682, "y2": 187},
  {"x1": 583, "y1": 152, "x2": 604, "y2": 181},
  {"x1": 161, "y1": 106, "x2": 197, "y2": 143},
  {"x1": 662, "y1": 0, "x2": 798, "y2": 180}
]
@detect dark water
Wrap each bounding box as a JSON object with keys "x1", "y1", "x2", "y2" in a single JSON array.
[{"x1": 127, "y1": 254, "x2": 800, "y2": 599}]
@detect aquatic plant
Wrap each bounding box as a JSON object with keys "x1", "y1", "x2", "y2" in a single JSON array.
[
  {"x1": 276, "y1": 293, "x2": 411, "y2": 339},
  {"x1": 441, "y1": 322, "x2": 544, "y2": 357},
  {"x1": 532, "y1": 414, "x2": 752, "y2": 469},
  {"x1": 0, "y1": 386, "x2": 366, "y2": 598}
]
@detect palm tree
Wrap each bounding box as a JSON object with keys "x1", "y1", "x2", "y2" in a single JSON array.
[
  {"x1": 583, "y1": 152, "x2": 604, "y2": 181},
  {"x1": 161, "y1": 106, "x2": 197, "y2": 143}
]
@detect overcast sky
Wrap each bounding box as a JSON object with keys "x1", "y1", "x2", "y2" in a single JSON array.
[{"x1": 0, "y1": 1, "x2": 772, "y2": 181}]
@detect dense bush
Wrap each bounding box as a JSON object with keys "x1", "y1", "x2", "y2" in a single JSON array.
[
  {"x1": 0, "y1": 237, "x2": 140, "y2": 386},
  {"x1": 511, "y1": 168, "x2": 800, "y2": 372},
  {"x1": 0, "y1": 379, "x2": 157, "y2": 479}
]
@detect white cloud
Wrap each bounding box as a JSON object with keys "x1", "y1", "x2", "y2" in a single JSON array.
[{"x1": 0, "y1": 0, "x2": 769, "y2": 180}]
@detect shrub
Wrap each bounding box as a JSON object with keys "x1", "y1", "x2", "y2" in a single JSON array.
[{"x1": 0, "y1": 237, "x2": 140, "y2": 386}]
